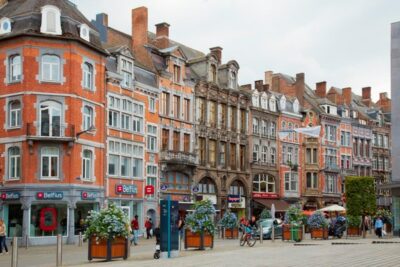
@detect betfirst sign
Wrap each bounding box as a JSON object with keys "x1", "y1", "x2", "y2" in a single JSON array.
[
  {"x1": 115, "y1": 184, "x2": 137, "y2": 195},
  {"x1": 36, "y1": 192, "x2": 64, "y2": 200},
  {"x1": 1, "y1": 192, "x2": 20, "y2": 200},
  {"x1": 81, "y1": 191, "x2": 99, "y2": 200}
]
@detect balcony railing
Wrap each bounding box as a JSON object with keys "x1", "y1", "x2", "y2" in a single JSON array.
[
  {"x1": 160, "y1": 150, "x2": 197, "y2": 166},
  {"x1": 324, "y1": 164, "x2": 340, "y2": 172},
  {"x1": 26, "y1": 123, "x2": 75, "y2": 142}
]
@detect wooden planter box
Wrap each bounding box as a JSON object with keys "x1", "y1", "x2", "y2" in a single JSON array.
[
  {"x1": 347, "y1": 227, "x2": 361, "y2": 236},
  {"x1": 224, "y1": 228, "x2": 239, "y2": 239},
  {"x1": 386, "y1": 223, "x2": 392, "y2": 233},
  {"x1": 310, "y1": 228, "x2": 328, "y2": 239},
  {"x1": 184, "y1": 229, "x2": 214, "y2": 250},
  {"x1": 88, "y1": 236, "x2": 128, "y2": 261},
  {"x1": 282, "y1": 224, "x2": 303, "y2": 242}
]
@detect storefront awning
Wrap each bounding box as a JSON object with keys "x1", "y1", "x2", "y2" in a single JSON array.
[{"x1": 254, "y1": 199, "x2": 290, "y2": 211}]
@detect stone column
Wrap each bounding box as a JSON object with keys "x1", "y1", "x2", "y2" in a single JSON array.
[
  {"x1": 67, "y1": 201, "x2": 76, "y2": 244},
  {"x1": 21, "y1": 197, "x2": 32, "y2": 247}
]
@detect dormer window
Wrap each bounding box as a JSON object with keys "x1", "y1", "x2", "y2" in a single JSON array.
[
  {"x1": 261, "y1": 93, "x2": 268, "y2": 109},
  {"x1": 252, "y1": 91, "x2": 259, "y2": 107},
  {"x1": 40, "y1": 5, "x2": 62, "y2": 35},
  {"x1": 173, "y1": 64, "x2": 181, "y2": 83},
  {"x1": 229, "y1": 70, "x2": 237, "y2": 89},
  {"x1": 269, "y1": 98, "x2": 276, "y2": 112},
  {"x1": 293, "y1": 99, "x2": 299, "y2": 113},
  {"x1": 0, "y1": 17, "x2": 11, "y2": 35},
  {"x1": 80, "y1": 24, "x2": 90, "y2": 42},
  {"x1": 120, "y1": 57, "x2": 133, "y2": 88},
  {"x1": 210, "y1": 64, "x2": 217, "y2": 83},
  {"x1": 280, "y1": 96, "x2": 286, "y2": 110}
]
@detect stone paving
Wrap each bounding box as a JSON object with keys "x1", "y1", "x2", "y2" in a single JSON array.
[{"x1": 0, "y1": 234, "x2": 399, "y2": 267}]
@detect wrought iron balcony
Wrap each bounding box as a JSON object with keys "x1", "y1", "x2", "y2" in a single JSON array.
[
  {"x1": 26, "y1": 123, "x2": 75, "y2": 142},
  {"x1": 160, "y1": 150, "x2": 198, "y2": 166},
  {"x1": 324, "y1": 164, "x2": 340, "y2": 172}
]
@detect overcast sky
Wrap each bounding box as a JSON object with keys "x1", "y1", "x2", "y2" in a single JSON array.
[{"x1": 75, "y1": 0, "x2": 400, "y2": 101}]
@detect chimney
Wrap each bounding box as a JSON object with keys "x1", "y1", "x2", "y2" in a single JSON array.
[
  {"x1": 264, "y1": 71, "x2": 273, "y2": 87},
  {"x1": 93, "y1": 13, "x2": 109, "y2": 42},
  {"x1": 362, "y1": 87, "x2": 371, "y2": 100},
  {"x1": 254, "y1": 80, "x2": 263, "y2": 91},
  {"x1": 295, "y1": 73, "x2": 305, "y2": 106},
  {"x1": 132, "y1": 7, "x2": 148, "y2": 53},
  {"x1": 378, "y1": 92, "x2": 391, "y2": 112},
  {"x1": 262, "y1": 84, "x2": 269, "y2": 92},
  {"x1": 316, "y1": 81, "x2": 327, "y2": 98},
  {"x1": 210, "y1": 47, "x2": 223, "y2": 64},
  {"x1": 155, "y1": 22, "x2": 170, "y2": 49},
  {"x1": 98, "y1": 13, "x2": 108, "y2": 27},
  {"x1": 271, "y1": 75, "x2": 280, "y2": 93},
  {"x1": 342, "y1": 87, "x2": 352, "y2": 105}
]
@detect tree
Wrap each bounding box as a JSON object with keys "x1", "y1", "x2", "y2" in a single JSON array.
[{"x1": 345, "y1": 176, "x2": 376, "y2": 238}]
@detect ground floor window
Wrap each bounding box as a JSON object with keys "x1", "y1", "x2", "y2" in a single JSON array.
[
  {"x1": 7, "y1": 204, "x2": 23, "y2": 237},
  {"x1": 74, "y1": 203, "x2": 95, "y2": 235},
  {"x1": 30, "y1": 203, "x2": 67, "y2": 237}
]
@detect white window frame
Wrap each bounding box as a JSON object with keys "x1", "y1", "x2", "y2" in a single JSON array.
[
  {"x1": 8, "y1": 146, "x2": 21, "y2": 180},
  {"x1": 40, "y1": 147, "x2": 59, "y2": 180},
  {"x1": 82, "y1": 149, "x2": 94, "y2": 182},
  {"x1": 83, "y1": 62, "x2": 94, "y2": 90},
  {"x1": 120, "y1": 57, "x2": 133, "y2": 88},
  {"x1": 108, "y1": 139, "x2": 144, "y2": 179},
  {"x1": 9, "y1": 54, "x2": 21, "y2": 82},
  {"x1": 40, "y1": 5, "x2": 62, "y2": 35},
  {"x1": 253, "y1": 144, "x2": 259, "y2": 162},
  {"x1": 8, "y1": 100, "x2": 22, "y2": 128},
  {"x1": 284, "y1": 172, "x2": 298, "y2": 192},
  {"x1": 0, "y1": 17, "x2": 12, "y2": 35},
  {"x1": 40, "y1": 100, "x2": 62, "y2": 137},
  {"x1": 306, "y1": 172, "x2": 318, "y2": 189},
  {"x1": 261, "y1": 146, "x2": 268, "y2": 163},
  {"x1": 41, "y1": 54, "x2": 61, "y2": 82},
  {"x1": 147, "y1": 124, "x2": 158, "y2": 152},
  {"x1": 149, "y1": 97, "x2": 156, "y2": 113},
  {"x1": 80, "y1": 24, "x2": 90, "y2": 42},
  {"x1": 83, "y1": 105, "x2": 94, "y2": 131},
  {"x1": 253, "y1": 174, "x2": 275, "y2": 193}
]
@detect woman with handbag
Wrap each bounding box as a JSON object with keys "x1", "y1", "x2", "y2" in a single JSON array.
[{"x1": 0, "y1": 218, "x2": 8, "y2": 255}]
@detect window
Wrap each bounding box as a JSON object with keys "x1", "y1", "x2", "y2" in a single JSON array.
[
  {"x1": 261, "y1": 120, "x2": 268, "y2": 136},
  {"x1": 219, "y1": 142, "x2": 226, "y2": 166},
  {"x1": 149, "y1": 97, "x2": 156, "y2": 113},
  {"x1": 261, "y1": 95, "x2": 268, "y2": 109},
  {"x1": 229, "y1": 180, "x2": 245, "y2": 196},
  {"x1": 270, "y1": 148, "x2": 276, "y2": 164},
  {"x1": 270, "y1": 122, "x2": 276, "y2": 137},
  {"x1": 209, "y1": 101, "x2": 217, "y2": 127},
  {"x1": 340, "y1": 131, "x2": 351, "y2": 146},
  {"x1": 147, "y1": 125, "x2": 157, "y2": 152},
  {"x1": 306, "y1": 173, "x2": 318, "y2": 189},
  {"x1": 183, "y1": 99, "x2": 190, "y2": 121},
  {"x1": 0, "y1": 17, "x2": 12, "y2": 35},
  {"x1": 253, "y1": 144, "x2": 259, "y2": 162},
  {"x1": 325, "y1": 125, "x2": 336, "y2": 142},
  {"x1": 372, "y1": 157, "x2": 378, "y2": 170},
  {"x1": 210, "y1": 64, "x2": 217, "y2": 82},
  {"x1": 198, "y1": 178, "x2": 215, "y2": 194},
  {"x1": 287, "y1": 147, "x2": 293, "y2": 163},
  {"x1": 383, "y1": 135, "x2": 389, "y2": 148},
  {"x1": 229, "y1": 70, "x2": 237, "y2": 89},
  {"x1": 173, "y1": 131, "x2": 180, "y2": 151},
  {"x1": 40, "y1": 5, "x2": 62, "y2": 35},
  {"x1": 269, "y1": 98, "x2": 276, "y2": 112},
  {"x1": 146, "y1": 165, "x2": 158, "y2": 197},
  {"x1": 199, "y1": 137, "x2": 206, "y2": 165},
  {"x1": 340, "y1": 155, "x2": 351, "y2": 169},
  {"x1": 378, "y1": 135, "x2": 383, "y2": 147},
  {"x1": 163, "y1": 172, "x2": 190, "y2": 191},
  {"x1": 325, "y1": 148, "x2": 337, "y2": 168},
  {"x1": 173, "y1": 65, "x2": 181, "y2": 83},
  {"x1": 161, "y1": 92, "x2": 170, "y2": 116},
  {"x1": 82, "y1": 149, "x2": 93, "y2": 181},
  {"x1": 83, "y1": 62, "x2": 93, "y2": 90},
  {"x1": 220, "y1": 103, "x2": 227, "y2": 129},
  {"x1": 241, "y1": 110, "x2": 247, "y2": 133},
  {"x1": 121, "y1": 58, "x2": 133, "y2": 88},
  {"x1": 261, "y1": 146, "x2": 268, "y2": 163},
  {"x1": 40, "y1": 101, "x2": 61, "y2": 137},
  {"x1": 184, "y1": 133, "x2": 190, "y2": 153},
  {"x1": 173, "y1": 95, "x2": 180, "y2": 119},
  {"x1": 252, "y1": 94, "x2": 259, "y2": 107},
  {"x1": 282, "y1": 146, "x2": 286, "y2": 164},
  {"x1": 41, "y1": 147, "x2": 59, "y2": 179},
  {"x1": 41, "y1": 55, "x2": 60, "y2": 82},
  {"x1": 230, "y1": 106, "x2": 236, "y2": 131},
  {"x1": 253, "y1": 118, "x2": 259, "y2": 134},
  {"x1": 80, "y1": 24, "x2": 90, "y2": 41},
  {"x1": 9, "y1": 55, "x2": 21, "y2": 82},
  {"x1": 240, "y1": 145, "x2": 246, "y2": 170},
  {"x1": 325, "y1": 175, "x2": 337, "y2": 193},
  {"x1": 8, "y1": 100, "x2": 21, "y2": 128},
  {"x1": 83, "y1": 105, "x2": 93, "y2": 131},
  {"x1": 162, "y1": 129, "x2": 169, "y2": 150},
  {"x1": 8, "y1": 147, "x2": 21, "y2": 180},
  {"x1": 253, "y1": 174, "x2": 275, "y2": 193},
  {"x1": 209, "y1": 140, "x2": 216, "y2": 167},
  {"x1": 284, "y1": 172, "x2": 298, "y2": 192},
  {"x1": 306, "y1": 148, "x2": 318, "y2": 164},
  {"x1": 197, "y1": 98, "x2": 206, "y2": 123},
  {"x1": 132, "y1": 103, "x2": 144, "y2": 133},
  {"x1": 108, "y1": 140, "x2": 143, "y2": 178},
  {"x1": 373, "y1": 134, "x2": 378, "y2": 146},
  {"x1": 230, "y1": 143, "x2": 236, "y2": 169}
]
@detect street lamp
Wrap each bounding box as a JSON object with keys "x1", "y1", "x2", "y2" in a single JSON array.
[{"x1": 76, "y1": 125, "x2": 96, "y2": 139}]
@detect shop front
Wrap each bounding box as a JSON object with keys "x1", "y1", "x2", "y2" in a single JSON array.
[
  {"x1": 0, "y1": 186, "x2": 103, "y2": 245},
  {"x1": 228, "y1": 195, "x2": 246, "y2": 219},
  {"x1": 252, "y1": 192, "x2": 289, "y2": 219}
]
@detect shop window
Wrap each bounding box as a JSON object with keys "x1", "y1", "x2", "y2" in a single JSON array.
[
  {"x1": 7, "y1": 204, "x2": 23, "y2": 237},
  {"x1": 30, "y1": 204, "x2": 67, "y2": 236},
  {"x1": 75, "y1": 203, "x2": 95, "y2": 235}
]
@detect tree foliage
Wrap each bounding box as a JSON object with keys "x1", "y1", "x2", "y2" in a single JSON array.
[
  {"x1": 345, "y1": 176, "x2": 376, "y2": 217},
  {"x1": 260, "y1": 208, "x2": 272, "y2": 220}
]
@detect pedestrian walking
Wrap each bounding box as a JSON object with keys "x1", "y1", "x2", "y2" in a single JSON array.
[
  {"x1": 178, "y1": 216, "x2": 185, "y2": 239},
  {"x1": 145, "y1": 217, "x2": 153, "y2": 239},
  {"x1": 375, "y1": 216, "x2": 383, "y2": 238},
  {"x1": 0, "y1": 218, "x2": 8, "y2": 255},
  {"x1": 131, "y1": 215, "x2": 139, "y2": 245}
]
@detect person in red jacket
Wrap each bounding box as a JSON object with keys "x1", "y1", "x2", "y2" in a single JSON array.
[
  {"x1": 130, "y1": 215, "x2": 139, "y2": 245},
  {"x1": 145, "y1": 217, "x2": 153, "y2": 239}
]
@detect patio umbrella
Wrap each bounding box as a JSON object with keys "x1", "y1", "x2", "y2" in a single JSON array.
[{"x1": 319, "y1": 204, "x2": 345, "y2": 212}]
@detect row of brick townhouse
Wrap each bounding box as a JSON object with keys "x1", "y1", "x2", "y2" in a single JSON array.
[{"x1": 0, "y1": 0, "x2": 392, "y2": 245}]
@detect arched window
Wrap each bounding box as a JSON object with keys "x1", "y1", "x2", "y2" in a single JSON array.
[
  {"x1": 41, "y1": 147, "x2": 59, "y2": 179},
  {"x1": 229, "y1": 180, "x2": 245, "y2": 196},
  {"x1": 83, "y1": 105, "x2": 93, "y2": 130},
  {"x1": 82, "y1": 149, "x2": 93, "y2": 181},
  {"x1": 253, "y1": 174, "x2": 275, "y2": 193},
  {"x1": 40, "y1": 101, "x2": 61, "y2": 136},
  {"x1": 8, "y1": 147, "x2": 21, "y2": 180},
  {"x1": 198, "y1": 177, "x2": 216, "y2": 194},
  {"x1": 229, "y1": 70, "x2": 237, "y2": 89},
  {"x1": 83, "y1": 62, "x2": 93, "y2": 89},
  {"x1": 9, "y1": 55, "x2": 21, "y2": 82},
  {"x1": 41, "y1": 54, "x2": 60, "y2": 82},
  {"x1": 40, "y1": 5, "x2": 62, "y2": 35},
  {"x1": 252, "y1": 92, "x2": 259, "y2": 107},
  {"x1": 8, "y1": 100, "x2": 21, "y2": 127},
  {"x1": 269, "y1": 97, "x2": 276, "y2": 112}
]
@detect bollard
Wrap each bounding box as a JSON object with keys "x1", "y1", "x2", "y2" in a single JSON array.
[
  {"x1": 25, "y1": 235, "x2": 29, "y2": 249},
  {"x1": 56, "y1": 234, "x2": 62, "y2": 267},
  {"x1": 78, "y1": 232, "x2": 83, "y2": 247},
  {"x1": 302, "y1": 225, "x2": 305, "y2": 240},
  {"x1": 11, "y1": 237, "x2": 18, "y2": 267},
  {"x1": 272, "y1": 224, "x2": 275, "y2": 242},
  {"x1": 259, "y1": 224, "x2": 263, "y2": 244}
]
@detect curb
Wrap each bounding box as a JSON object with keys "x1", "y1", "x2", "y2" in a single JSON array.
[{"x1": 331, "y1": 242, "x2": 363, "y2": 245}]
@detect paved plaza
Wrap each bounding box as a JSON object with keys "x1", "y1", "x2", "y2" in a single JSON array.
[{"x1": 0, "y1": 234, "x2": 399, "y2": 267}]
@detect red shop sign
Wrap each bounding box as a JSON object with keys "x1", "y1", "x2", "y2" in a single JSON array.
[
  {"x1": 39, "y1": 207, "x2": 58, "y2": 232},
  {"x1": 145, "y1": 185, "x2": 155, "y2": 195},
  {"x1": 252, "y1": 192, "x2": 279, "y2": 199}
]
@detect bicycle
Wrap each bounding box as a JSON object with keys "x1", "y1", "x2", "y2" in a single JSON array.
[{"x1": 239, "y1": 225, "x2": 257, "y2": 247}]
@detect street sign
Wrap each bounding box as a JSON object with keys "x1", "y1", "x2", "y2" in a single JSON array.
[
  {"x1": 192, "y1": 185, "x2": 199, "y2": 193},
  {"x1": 160, "y1": 184, "x2": 168, "y2": 191},
  {"x1": 145, "y1": 185, "x2": 155, "y2": 195}
]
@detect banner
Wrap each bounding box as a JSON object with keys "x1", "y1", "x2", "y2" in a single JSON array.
[{"x1": 278, "y1": 126, "x2": 321, "y2": 139}]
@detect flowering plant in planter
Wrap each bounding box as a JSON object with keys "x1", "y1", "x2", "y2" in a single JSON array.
[
  {"x1": 307, "y1": 211, "x2": 328, "y2": 229},
  {"x1": 376, "y1": 209, "x2": 393, "y2": 224},
  {"x1": 186, "y1": 199, "x2": 216, "y2": 235},
  {"x1": 84, "y1": 203, "x2": 130, "y2": 241},
  {"x1": 219, "y1": 210, "x2": 237, "y2": 229},
  {"x1": 347, "y1": 215, "x2": 361, "y2": 228},
  {"x1": 284, "y1": 205, "x2": 303, "y2": 226}
]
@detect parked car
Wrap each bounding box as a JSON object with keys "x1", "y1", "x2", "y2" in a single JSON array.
[{"x1": 256, "y1": 219, "x2": 283, "y2": 239}]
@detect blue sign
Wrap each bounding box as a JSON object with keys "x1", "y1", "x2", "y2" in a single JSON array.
[
  {"x1": 192, "y1": 185, "x2": 199, "y2": 193},
  {"x1": 36, "y1": 191, "x2": 64, "y2": 200},
  {"x1": 1, "y1": 192, "x2": 20, "y2": 200},
  {"x1": 116, "y1": 184, "x2": 137, "y2": 195},
  {"x1": 81, "y1": 191, "x2": 99, "y2": 200},
  {"x1": 160, "y1": 184, "x2": 168, "y2": 191}
]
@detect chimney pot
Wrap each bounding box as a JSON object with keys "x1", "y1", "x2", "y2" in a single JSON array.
[
  {"x1": 210, "y1": 47, "x2": 223, "y2": 64},
  {"x1": 155, "y1": 22, "x2": 170, "y2": 38},
  {"x1": 316, "y1": 81, "x2": 327, "y2": 98},
  {"x1": 362, "y1": 87, "x2": 371, "y2": 100}
]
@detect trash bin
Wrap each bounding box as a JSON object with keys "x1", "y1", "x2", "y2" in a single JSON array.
[{"x1": 290, "y1": 225, "x2": 301, "y2": 242}]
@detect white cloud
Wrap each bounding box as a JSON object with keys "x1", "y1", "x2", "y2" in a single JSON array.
[{"x1": 76, "y1": 0, "x2": 399, "y2": 101}]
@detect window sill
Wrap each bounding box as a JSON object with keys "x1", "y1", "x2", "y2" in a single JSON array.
[
  {"x1": 39, "y1": 80, "x2": 63, "y2": 85},
  {"x1": 6, "y1": 178, "x2": 20, "y2": 182},
  {"x1": 6, "y1": 80, "x2": 22, "y2": 85},
  {"x1": 40, "y1": 178, "x2": 60, "y2": 181},
  {"x1": 6, "y1": 126, "x2": 22, "y2": 131},
  {"x1": 83, "y1": 87, "x2": 95, "y2": 92}
]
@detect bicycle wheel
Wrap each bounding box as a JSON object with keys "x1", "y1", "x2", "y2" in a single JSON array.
[
  {"x1": 247, "y1": 235, "x2": 257, "y2": 247},
  {"x1": 240, "y1": 234, "x2": 246, "y2": 246}
]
